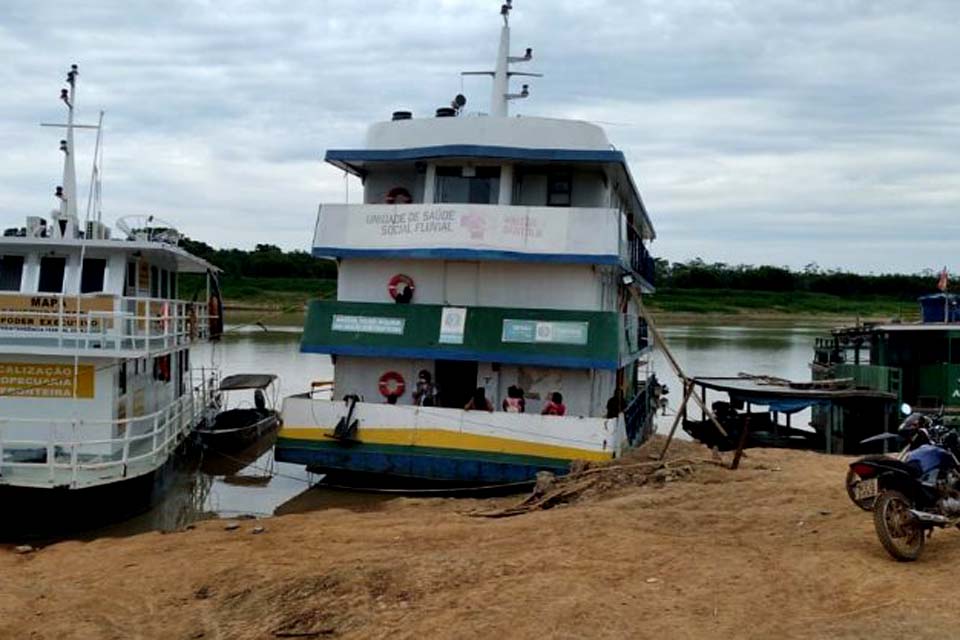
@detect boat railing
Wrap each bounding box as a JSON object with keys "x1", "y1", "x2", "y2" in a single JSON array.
[
  {"x1": 0, "y1": 370, "x2": 217, "y2": 489},
  {"x1": 624, "y1": 234, "x2": 656, "y2": 287},
  {"x1": 0, "y1": 293, "x2": 216, "y2": 354}
]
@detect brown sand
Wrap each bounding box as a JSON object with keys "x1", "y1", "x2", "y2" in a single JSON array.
[{"x1": 2, "y1": 440, "x2": 956, "y2": 640}]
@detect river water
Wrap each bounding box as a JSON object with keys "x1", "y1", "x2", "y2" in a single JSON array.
[{"x1": 90, "y1": 318, "x2": 836, "y2": 538}]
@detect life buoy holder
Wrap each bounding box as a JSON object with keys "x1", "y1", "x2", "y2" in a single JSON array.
[
  {"x1": 388, "y1": 274, "x2": 415, "y2": 303},
  {"x1": 378, "y1": 371, "x2": 406, "y2": 398},
  {"x1": 385, "y1": 187, "x2": 412, "y2": 204}
]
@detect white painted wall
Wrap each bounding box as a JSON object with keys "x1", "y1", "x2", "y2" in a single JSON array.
[
  {"x1": 333, "y1": 355, "x2": 608, "y2": 418},
  {"x1": 333, "y1": 356, "x2": 436, "y2": 405},
  {"x1": 0, "y1": 354, "x2": 116, "y2": 446},
  {"x1": 338, "y1": 258, "x2": 609, "y2": 311},
  {"x1": 366, "y1": 116, "x2": 612, "y2": 151}
]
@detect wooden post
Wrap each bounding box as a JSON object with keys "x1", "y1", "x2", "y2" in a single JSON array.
[
  {"x1": 731, "y1": 414, "x2": 751, "y2": 470},
  {"x1": 659, "y1": 380, "x2": 695, "y2": 460},
  {"x1": 634, "y1": 294, "x2": 728, "y2": 439}
]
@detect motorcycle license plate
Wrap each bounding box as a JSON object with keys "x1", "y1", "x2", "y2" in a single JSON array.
[{"x1": 854, "y1": 478, "x2": 879, "y2": 500}]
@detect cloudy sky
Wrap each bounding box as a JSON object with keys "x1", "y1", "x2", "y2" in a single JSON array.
[{"x1": 1, "y1": 0, "x2": 958, "y2": 274}]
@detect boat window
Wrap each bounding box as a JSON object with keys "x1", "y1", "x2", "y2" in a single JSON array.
[
  {"x1": 80, "y1": 258, "x2": 107, "y2": 293},
  {"x1": 125, "y1": 261, "x2": 137, "y2": 295},
  {"x1": 160, "y1": 269, "x2": 169, "y2": 299},
  {"x1": 435, "y1": 166, "x2": 500, "y2": 204},
  {"x1": 37, "y1": 256, "x2": 66, "y2": 293},
  {"x1": 150, "y1": 266, "x2": 159, "y2": 298},
  {"x1": 0, "y1": 255, "x2": 24, "y2": 291},
  {"x1": 170, "y1": 272, "x2": 178, "y2": 299},
  {"x1": 547, "y1": 171, "x2": 572, "y2": 207},
  {"x1": 951, "y1": 338, "x2": 960, "y2": 365}
]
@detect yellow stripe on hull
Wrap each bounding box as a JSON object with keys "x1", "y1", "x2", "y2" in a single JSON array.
[{"x1": 279, "y1": 426, "x2": 612, "y2": 463}]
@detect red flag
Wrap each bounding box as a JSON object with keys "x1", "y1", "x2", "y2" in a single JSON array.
[{"x1": 937, "y1": 267, "x2": 949, "y2": 292}]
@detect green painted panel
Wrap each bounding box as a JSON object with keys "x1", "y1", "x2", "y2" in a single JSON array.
[
  {"x1": 916, "y1": 365, "x2": 960, "y2": 407},
  {"x1": 301, "y1": 299, "x2": 621, "y2": 366},
  {"x1": 834, "y1": 364, "x2": 901, "y2": 397}
]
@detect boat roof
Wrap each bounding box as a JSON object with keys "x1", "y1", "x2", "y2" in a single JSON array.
[
  {"x1": 219, "y1": 373, "x2": 278, "y2": 390},
  {"x1": 692, "y1": 376, "x2": 897, "y2": 403},
  {"x1": 0, "y1": 236, "x2": 219, "y2": 273},
  {"x1": 325, "y1": 115, "x2": 655, "y2": 239}
]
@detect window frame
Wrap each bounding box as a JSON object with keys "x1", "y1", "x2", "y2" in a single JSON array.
[
  {"x1": 0, "y1": 254, "x2": 25, "y2": 292},
  {"x1": 80, "y1": 257, "x2": 108, "y2": 294},
  {"x1": 37, "y1": 255, "x2": 67, "y2": 293}
]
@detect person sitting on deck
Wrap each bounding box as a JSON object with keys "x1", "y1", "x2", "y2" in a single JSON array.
[
  {"x1": 502, "y1": 385, "x2": 526, "y2": 413},
  {"x1": 464, "y1": 387, "x2": 493, "y2": 412},
  {"x1": 541, "y1": 392, "x2": 566, "y2": 416}
]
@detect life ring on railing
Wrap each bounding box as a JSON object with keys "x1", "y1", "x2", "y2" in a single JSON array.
[
  {"x1": 387, "y1": 274, "x2": 415, "y2": 303},
  {"x1": 384, "y1": 187, "x2": 412, "y2": 204},
  {"x1": 208, "y1": 294, "x2": 224, "y2": 339},
  {"x1": 378, "y1": 371, "x2": 406, "y2": 398}
]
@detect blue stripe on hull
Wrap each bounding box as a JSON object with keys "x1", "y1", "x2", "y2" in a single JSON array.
[{"x1": 276, "y1": 445, "x2": 568, "y2": 485}]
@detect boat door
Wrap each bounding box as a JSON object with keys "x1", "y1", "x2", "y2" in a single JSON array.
[{"x1": 435, "y1": 360, "x2": 479, "y2": 409}]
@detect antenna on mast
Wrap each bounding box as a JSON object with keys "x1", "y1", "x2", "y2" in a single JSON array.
[
  {"x1": 41, "y1": 64, "x2": 102, "y2": 239},
  {"x1": 461, "y1": 1, "x2": 542, "y2": 117}
]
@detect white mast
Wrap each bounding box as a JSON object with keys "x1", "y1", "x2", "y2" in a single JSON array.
[
  {"x1": 61, "y1": 64, "x2": 79, "y2": 223},
  {"x1": 463, "y1": 1, "x2": 541, "y2": 118},
  {"x1": 490, "y1": 6, "x2": 511, "y2": 117}
]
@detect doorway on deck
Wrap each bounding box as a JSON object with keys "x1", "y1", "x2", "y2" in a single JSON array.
[{"x1": 435, "y1": 360, "x2": 479, "y2": 409}]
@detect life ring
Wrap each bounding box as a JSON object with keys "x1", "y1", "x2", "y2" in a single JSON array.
[
  {"x1": 388, "y1": 274, "x2": 415, "y2": 303},
  {"x1": 208, "y1": 293, "x2": 224, "y2": 339},
  {"x1": 378, "y1": 371, "x2": 406, "y2": 398},
  {"x1": 385, "y1": 187, "x2": 412, "y2": 204}
]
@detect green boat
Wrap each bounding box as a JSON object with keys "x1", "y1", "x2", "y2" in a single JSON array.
[{"x1": 812, "y1": 293, "x2": 960, "y2": 453}]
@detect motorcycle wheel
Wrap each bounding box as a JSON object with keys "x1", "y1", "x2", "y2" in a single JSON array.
[
  {"x1": 873, "y1": 490, "x2": 925, "y2": 562},
  {"x1": 846, "y1": 454, "x2": 891, "y2": 511}
]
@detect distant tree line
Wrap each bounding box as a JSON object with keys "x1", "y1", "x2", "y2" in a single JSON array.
[
  {"x1": 179, "y1": 238, "x2": 336, "y2": 280},
  {"x1": 179, "y1": 239, "x2": 946, "y2": 298},
  {"x1": 656, "y1": 258, "x2": 945, "y2": 298}
]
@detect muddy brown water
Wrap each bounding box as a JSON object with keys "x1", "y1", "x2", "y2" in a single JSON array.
[{"x1": 54, "y1": 318, "x2": 837, "y2": 540}]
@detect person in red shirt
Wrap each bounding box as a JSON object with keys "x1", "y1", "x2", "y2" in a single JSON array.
[{"x1": 541, "y1": 392, "x2": 566, "y2": 416}]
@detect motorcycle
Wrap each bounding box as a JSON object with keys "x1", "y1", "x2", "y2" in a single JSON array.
[
  {"x1": 847, "y1": 404, "x2": 960, "y2": 561},
  {"x1": 845, "y1": 406, "x2": 941, "y2": 511}
]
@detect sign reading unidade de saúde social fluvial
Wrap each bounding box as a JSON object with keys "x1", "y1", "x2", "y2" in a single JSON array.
[
  {"x1": 331, "y1": 315, "x2": 405, "y2": 335},
  {"x1": 0, "y1": 294, "x2": 114, "y2": 331},
  {"x1": 502, "y1": 320, "x2": 589, "y2": 346},
  {"x1": 0, "y1": 363, "x2": 95, "y2": 399},
  {"x1": 345, "y1": 204, "x2": 566, "y2": 251}
]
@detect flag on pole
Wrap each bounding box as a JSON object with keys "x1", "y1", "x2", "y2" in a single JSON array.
[{"x1": 937, "y1": 267, "x2": 949, "y2": 292}]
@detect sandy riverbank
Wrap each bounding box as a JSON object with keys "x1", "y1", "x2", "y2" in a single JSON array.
[{"x1": 3, "y1": 439, "x2": 956, "y2": 639}]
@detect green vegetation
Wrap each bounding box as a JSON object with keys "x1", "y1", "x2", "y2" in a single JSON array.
[{"x1": 646, "y1": 288, "x2": 919, "y2": 319}]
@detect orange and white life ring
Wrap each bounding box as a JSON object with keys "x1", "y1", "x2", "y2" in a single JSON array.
[
  {"x1": 387, "y1": 274, "x2": 415, "y2": 303},
  {"x1": 378, "y1": 371, "x2": 406, "y2": 398},
  {"x1": 385, "y1": 187, "x2": 412, "y2": 204}
]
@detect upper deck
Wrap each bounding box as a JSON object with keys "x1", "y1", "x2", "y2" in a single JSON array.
[
  {"x1": 317, "y1": 115, "x2": 656, "y2": 286},
  {"x1": 0, "y1": 230, "x2": 219, "y2": 357}
]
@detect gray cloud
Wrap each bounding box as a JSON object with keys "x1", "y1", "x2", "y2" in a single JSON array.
[{"x1": 1, "y1": 0, "x2": 958, "y2": 274}]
